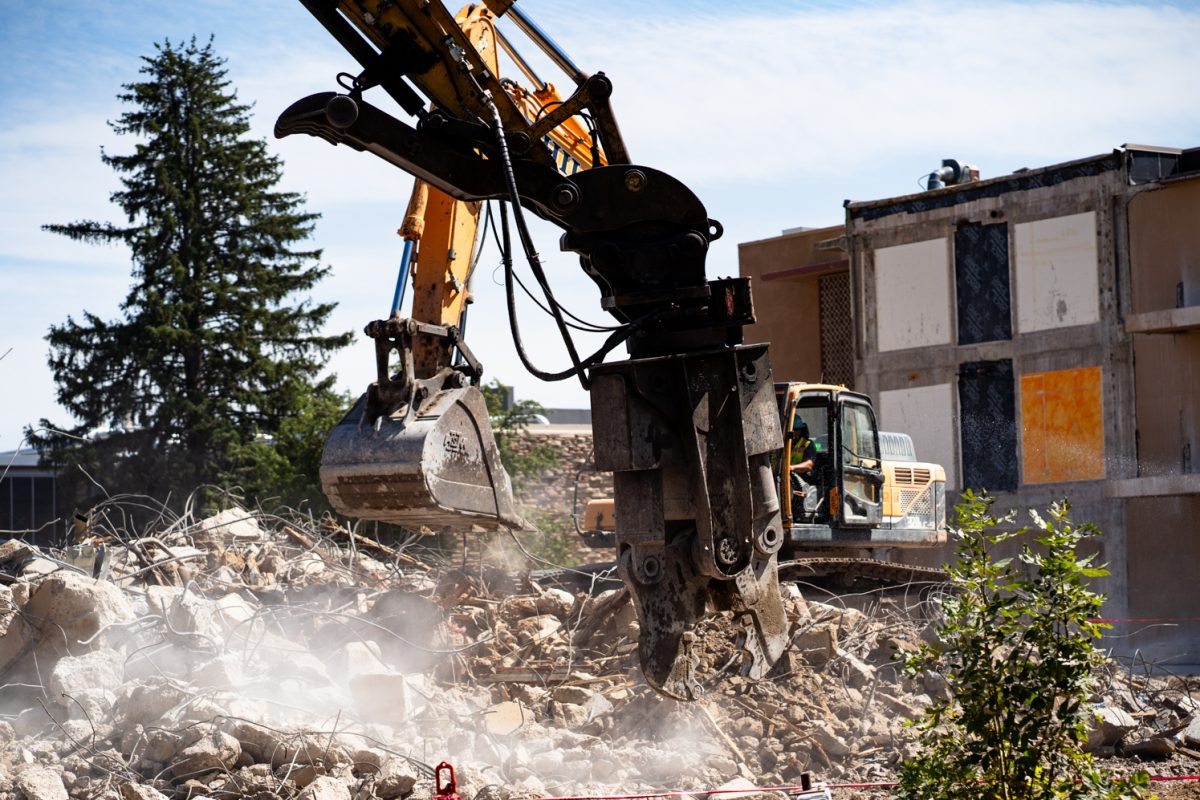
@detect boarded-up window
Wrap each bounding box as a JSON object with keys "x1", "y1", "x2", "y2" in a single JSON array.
[
  {"x1": 958, "y1": 360, "x2": 1017, "y2": 492},
  {"x1": 1015, "y1": 212, "x2": 1100, "y2": 333},
  {"x1": 1020, "y1": 367, "x2": 1104, "y2": 483},
  {"x1": 875, "y1": 238, "x2": 953, "y2": 352},
  {"x1": 819, "y1": 272, "x2": 854, "y2": 387},
  {"x1": 879, "y1": 383, "x2": 958, "y2": 489},
  {"x1": 955, "y1": 221, "x2": 1012, "y2": 345}
]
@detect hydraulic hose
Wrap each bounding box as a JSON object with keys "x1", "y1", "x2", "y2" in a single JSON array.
[
  {"x1": 484, "y1": 90, "x2": 593, "y2": 389},
  {"x1": 496, "y1": 201, "x2": 630, "y2": 383}
]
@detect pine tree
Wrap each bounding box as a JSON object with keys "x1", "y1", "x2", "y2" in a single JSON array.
[{"x1": 31, "y1": 38, "x2": 352, "y2": 512}]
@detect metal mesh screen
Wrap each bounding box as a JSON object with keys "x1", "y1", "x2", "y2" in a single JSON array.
[{"x1": 819, "y1": 272, "x2": 854, "y2": 388}]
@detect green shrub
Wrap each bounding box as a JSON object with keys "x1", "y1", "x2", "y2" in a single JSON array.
[{"x1": 895, "y1": 491, "x2": 1149, "y2": 800}]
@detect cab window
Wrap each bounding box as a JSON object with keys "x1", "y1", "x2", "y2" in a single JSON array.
[
  {"x1": 792, "y1": 401, "x2": 830, "y2": 452},
  {"x1": 840, "y1": 402, "x2": 879, "y2": 469}
]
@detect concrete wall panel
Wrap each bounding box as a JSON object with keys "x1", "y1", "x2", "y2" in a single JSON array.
[
  {"x1": 879, "y1": 383, "x2": 958, "y2": 489},
  {"x1": 875, "y1": 238, "x2": 953, "y2": 352},
  {"x1": 1020, "y1": 366, "x2": 1104, "y2": 484},
  {"x1": 1015, "y1": 212, "x2": 1099, "y2": 333}
]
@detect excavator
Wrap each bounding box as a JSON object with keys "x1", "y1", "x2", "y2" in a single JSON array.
[
  {"x1": 579, "y1": 382, "x2": 949, "y2": 559},
  {"x1": 279, "y1": 0, "x2": 838, "y2": 701}
]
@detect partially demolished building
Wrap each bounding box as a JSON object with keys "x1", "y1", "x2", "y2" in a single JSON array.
[{"x1": 744, "y1": 144, "x2": 1200, "y2": 664}]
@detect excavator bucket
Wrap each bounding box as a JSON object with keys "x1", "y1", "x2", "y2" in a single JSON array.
[{"x1": 320, "y1": 385, "x2": 524, "y2": 531}]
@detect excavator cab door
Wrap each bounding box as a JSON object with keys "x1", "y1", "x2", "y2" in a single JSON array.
[
  {"x1": 834, "y1": 396, "x2": 884, "y2": 526},
  {"x1": 779, "y1": 385, "x2": 834, "y2": 524}
]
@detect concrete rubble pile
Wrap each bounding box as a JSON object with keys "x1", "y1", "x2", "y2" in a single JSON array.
[{"x1": 0, "y1": 503, "x2": 1195, "y2": 800}]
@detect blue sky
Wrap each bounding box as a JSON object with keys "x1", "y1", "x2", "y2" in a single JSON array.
[{"x1": 2, "y1": 0, "x2": 1199, "y2": 452}]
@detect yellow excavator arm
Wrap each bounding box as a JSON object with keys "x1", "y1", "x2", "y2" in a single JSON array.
[
  {"x1": 280, "y1": 0, "x2": 787, "y2": 701},
  {"x1": 399, "y1": 4, "x2": 605, "y2": 375}
]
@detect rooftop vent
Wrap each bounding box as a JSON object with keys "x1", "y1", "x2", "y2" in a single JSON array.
[{"x1": 925, "y1": 158, "x2": 980, "y2": 190}]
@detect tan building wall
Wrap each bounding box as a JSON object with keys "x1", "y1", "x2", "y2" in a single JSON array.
[{"x1": 738, "y1": 225, "x2": 847, "y2": 384}]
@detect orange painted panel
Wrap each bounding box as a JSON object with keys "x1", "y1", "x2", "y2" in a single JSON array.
[{"x1": 1020, "y1": 367, "x2": 1105, "y2": 484}]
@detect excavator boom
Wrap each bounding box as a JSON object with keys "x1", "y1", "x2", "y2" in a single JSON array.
[{"x1": 281, "y1": 0, "x2": 789, "y2": 700}]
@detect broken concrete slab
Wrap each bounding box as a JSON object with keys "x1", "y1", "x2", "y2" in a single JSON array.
[
  {"x1": 374, "y1": 760, "x2": 420, "y2": 800},
  {"x1": 483, "y1": 701, "x2": 530, "y2": 737},
  {"x1": 171, "y1": 731, "x2": 242, "y2": 777},
  {"x1": 119, "y1": 783, "x2": 171, "y2": 800},
  {"x1": 14, "y1": 768, "x2": 68, "y2": 800},
  {"x1": 1185, "y1": 715, "x2": 1200, "y2": 747},
  {"x1": 1121, "y1": 736, "x2": 1175, "y2": 760},
  {"x1": 0, "y1": 571, "x2": 134, "y2": 675},
  {"x1": 48, "y1": 649, "x2": 126, "y2": 698},
  {"x1": 1086, "y1": 705, "x2": 1138, "y2": 751}
]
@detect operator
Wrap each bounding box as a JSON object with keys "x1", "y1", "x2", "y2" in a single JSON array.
[
  {"x1": 790, "y1": 419, "x2": 818, "y2": 518},
  {"x1": 790, "y1": 419, "x2": 816, "y2": 478}
]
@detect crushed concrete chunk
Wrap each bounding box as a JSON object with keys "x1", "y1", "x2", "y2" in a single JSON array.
[
  {"x1": 326, "y1": 640, "x2": 387, "y2": 681},
  {"x1": 375, "y1": 760, "x2": 419, "y2": 800},
  {"x1": 349, "y1": 672, "x2": 409, "y2": 722},
  {"x1": 49, "y1": 649, "x2": 125, "y2": 698},
  {"x1": 120, "y1": 784, "x2": 170, "y2": 800},
  {"x1": 483, "y1": 700, "x2": 529, "y2": 736},
  {"x1": 0, "y1": 572, "x2": 134, "y2": 674},
  {"x1": 515, "y1": 614, "x2": 562, "y2": 642},
  {"x1": 705, "y1": 777, "x2": 787, "y2": 800},
  {"x1": 14, "y1": 768, "x2": 68, "y2": 800},
  {"x1": 837, "y1": 648, "x2": 876, "y2": 688},
  {"x1": 113, "y1": 679, "x2": 188, "y2": 727},
  {"x1": 792, "y1": 622, "x2": 839, "y2": 666},
  {"x1": 1086, "y1": 705, "x2": 1138, "y2": 751},
  {"x1": 1186, "y1": 715, "x2": 1200, "y2": 747},
  {"x1": 195, "y1": 508, "x2": 263, "y2": 547},
  {"x1": 808, "y1": 601, "x2": 866, "y2": 631},
  {"x1": 814, "y1": 721, "x2": 853, "y2": 758},
  {"x1": 552, "y1": 685, "x2": 594, "y2": 705},
  {"x1": 535, "y1": 587, "x2": 576, "y2": 617},
  {"x1": 170, "y1": 731, "x2": 241, "y2": 777}
]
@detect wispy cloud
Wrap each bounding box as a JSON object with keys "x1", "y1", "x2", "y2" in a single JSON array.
[{"x1": 519, "y1": 1, "x2": 1200, "y2": 181}]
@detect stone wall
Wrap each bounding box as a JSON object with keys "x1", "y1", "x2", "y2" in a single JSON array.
[{"x1": 507, "y1": 428, "x2": 612, "y2": 533}]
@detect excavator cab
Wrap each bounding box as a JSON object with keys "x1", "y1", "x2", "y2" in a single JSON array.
[{"x1": 779, "y1": 383, "x2": 884, "y2": 529}]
